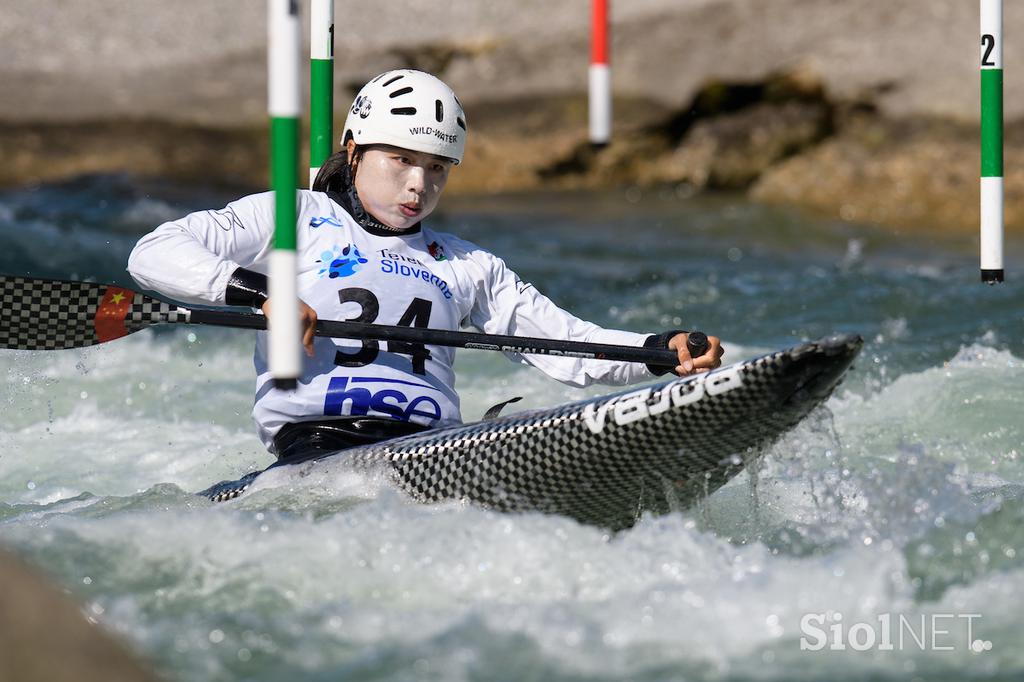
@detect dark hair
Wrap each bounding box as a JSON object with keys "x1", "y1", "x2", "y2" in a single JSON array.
[
  {"x1": 312, "y1": 147, "x2": 363, "y2": 195},
  {"x1": 312, "y1": 145, "x2": 397, "y2": 233}
]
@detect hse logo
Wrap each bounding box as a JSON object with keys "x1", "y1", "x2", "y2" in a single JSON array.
[
  {"x1": 581, "y1": 366, "x2": 743, "y2": 434},
  {"x1": 408, "y1": 126, "x2": 459, "y2": 144},
  {"x1": 324, "y1": 376, "x2": 442, "y2": 422},
  {"x1": 317, "y1": 244, "x2": 369, "y2": 279}
]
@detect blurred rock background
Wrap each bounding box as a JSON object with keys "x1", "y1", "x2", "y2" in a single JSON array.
[
  {"x1": 1, "y1": 0, "x2": 1021, "y2": 232},
  {"x1": 0, "y1": 549, "x2": 162, "y2": 682}
]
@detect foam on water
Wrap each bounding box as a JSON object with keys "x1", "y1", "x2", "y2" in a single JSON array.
[
  {"x1": 4, "y1": 337, "x2": 1022, "y2": 680},
  {"x1": 1, "y1": 331, "x2": 265, "y2": 501}
]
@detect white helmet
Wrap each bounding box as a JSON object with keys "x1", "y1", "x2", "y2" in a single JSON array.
[{"x1": 343, "y1": 69, "x2": 467, "y2": 164}]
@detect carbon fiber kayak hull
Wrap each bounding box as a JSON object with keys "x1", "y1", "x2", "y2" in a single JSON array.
[{"x1": 202, "y1": 334, "x2": 862, "y2": 528}]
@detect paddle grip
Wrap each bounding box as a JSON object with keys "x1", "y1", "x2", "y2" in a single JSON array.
[{"x1": 686, "y1": 331, "x2": 710, "y2": 359}]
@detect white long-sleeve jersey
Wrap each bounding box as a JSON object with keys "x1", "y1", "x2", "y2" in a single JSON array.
[{"x1": 128, "y1": 190, "x2": 659, "y2": 451}]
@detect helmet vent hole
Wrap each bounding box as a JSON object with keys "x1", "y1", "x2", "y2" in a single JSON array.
[
  {"x1": 382, "y1": 75, "x2": 405, "y2": 87},
  {"x1": 456, "y1": 117, "x2": 466, "y2": 131},
  {"x1": 391, "y1": 107, "x2": 417, "y2": 115},
  {"x1": 389, "y1": 86, "x2": 413, "y2": 98},
  {"x1": 435, "y1": 100, "x2": 444, "y2": 122}
]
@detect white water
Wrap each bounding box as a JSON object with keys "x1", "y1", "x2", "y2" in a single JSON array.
[
  {"x1": 2, "y1": 333, "x2": 1022, "y2": 680},
  {"x1": 2, "y1": 181, "x2": 1022, "y2": 680}
]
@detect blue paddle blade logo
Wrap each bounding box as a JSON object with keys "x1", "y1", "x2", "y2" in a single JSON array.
[{"x1": 316, "y1": 244, "x2": 369, "y2": 278}]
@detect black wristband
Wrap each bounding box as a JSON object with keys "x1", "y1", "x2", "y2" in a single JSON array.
[
  {"x1": 643, "y1": 329, "x2": 688, "y2": 376},
  {"x1": 225, "y1": 267, "x2": 270, "y2": 309}
]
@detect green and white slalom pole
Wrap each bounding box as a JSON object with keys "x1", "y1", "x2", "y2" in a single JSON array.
[
  {"x1": 981, "y1": 0, "x2": 1004, "y2": 284},
  {"x1": 268, "y1": 0, "x2": 302, "y2": 388},
  {"x1": 309, "y1": 0, "x2": 334, "y2": 188}
]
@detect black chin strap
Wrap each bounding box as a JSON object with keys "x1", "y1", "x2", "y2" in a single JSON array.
[{"x1": 327, "y1": 159, "x2": 421, "y2": 237}]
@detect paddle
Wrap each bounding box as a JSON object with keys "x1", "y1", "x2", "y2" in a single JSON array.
[{"x1": 0, "y1": 275, "x2": 709, "y2": 369}]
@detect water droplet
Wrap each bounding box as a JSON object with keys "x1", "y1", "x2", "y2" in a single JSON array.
[
  {"x1": 187, "y1": 332, "x2": 197, "y2": 343},
  {"x1": 209, "y1": 629, "x2": 225, "y2": 644}
]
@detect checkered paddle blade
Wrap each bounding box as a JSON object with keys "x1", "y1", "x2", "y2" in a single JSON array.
[{"x1": 0, "y1": 276, "x2": 189, "y2": 351}]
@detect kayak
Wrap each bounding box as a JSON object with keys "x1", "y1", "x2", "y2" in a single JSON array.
[
  {"x1": 202, "y1": 334, "x2": 862, "y2": 529},
  {"x1": 0, "y1": 275, "x2": 860, "y2": 527}
]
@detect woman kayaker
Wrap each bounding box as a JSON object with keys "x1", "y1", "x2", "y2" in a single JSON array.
[{"x1": 128, "y1": 69, "x2": 724, "y2": 460}]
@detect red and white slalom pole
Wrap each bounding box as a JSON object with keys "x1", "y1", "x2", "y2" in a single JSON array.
[{"x1": 589, "y1": 0, "x2": 611, "y2": 146}]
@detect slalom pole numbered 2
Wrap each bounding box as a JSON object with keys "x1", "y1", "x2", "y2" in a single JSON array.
[
  {"x1": 981, "y1": 0, "x2": 1004, "y2": 284},
  {"x1": 268, "y1": 0, "x2": 303, "y2": 388},
  {"x1": 309, "y1": 0, "x2": 334, "y2": 189},
  {"x1": 589, "y1": 0, "x2": 611, "y2": 146}
]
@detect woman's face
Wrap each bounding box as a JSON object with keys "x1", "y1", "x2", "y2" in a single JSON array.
[{"x1": 351, "y1": 143, "x2": 454, "y2": 230}]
